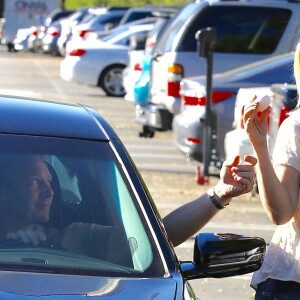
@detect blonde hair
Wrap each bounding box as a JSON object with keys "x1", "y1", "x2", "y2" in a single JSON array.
[
  {"x1": 294, "y1": 43, "x2": 300, "y2": 91},
  {"x1": 293, "y1": 43, "x2": 300, "y2": 109}
]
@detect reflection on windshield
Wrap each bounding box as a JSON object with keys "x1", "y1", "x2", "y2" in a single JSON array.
[{"x1": 0, "y1": 135, "x2": 163, "y2": 277}]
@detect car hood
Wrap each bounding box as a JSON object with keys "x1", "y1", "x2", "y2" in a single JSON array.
[{"x1": 0, "y1": 271, "x2": 178, "y2": 299}]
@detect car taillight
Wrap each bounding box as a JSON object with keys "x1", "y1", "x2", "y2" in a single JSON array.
[
  {"x1": 212, "y1": 91, "x2": 234, "y2": 103},
  {"x1": 68, "y1": 49, "x2": 86, "y2": 56},
  {"x1": 167, "y1": 64, "x2": 183, "y2": 97},
  {"x1": 134, "y1": 63, "x2": 142, "y2": 71},
  {"x1": 78, "y1": 29, "x2": 92, "y2": 38},
  {"x1": 183, "y1": 96, "x2": 206, "y2": 106},
  {"x1": 278, "y1": 105, "x2": 290, "y2": 127},
  {"x1": 31, "y1": 27, "x2": 38, "y2": 37},
  {"x1": 182, "y1": 91, "x2": 234, "y2": 106},
  {"x1": 47, "y1": 27, "x2": 60, "y2": 37},
  {"x1": 187, "y1": 137, "x2": 201, "y2": 144}
]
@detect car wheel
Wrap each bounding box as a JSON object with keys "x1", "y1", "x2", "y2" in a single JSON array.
[
  {"x1": 7, "y1": 43, "x2": 16, "y2": 52},
  {"x1": 100, "y1": 65, "x2": 126, "y2": 97}
]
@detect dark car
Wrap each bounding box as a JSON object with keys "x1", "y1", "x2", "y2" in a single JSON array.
[{"x1": 0, "y1": 95, "x2": 265, "y2": 299}]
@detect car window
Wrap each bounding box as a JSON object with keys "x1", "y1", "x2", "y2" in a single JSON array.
[
  {"x1": 115, "y1": 30, "x2": 150, "y2": 46},
  {"x1": 80, "y1": 13, "x2": 97, "y2": 24},
  {"x1": 155, "y1": 2, "x2": 205, "y2": 52},
  {"x1": 102, "y1": 28, "x2": 150, "y2": 46},
  {"x1": 97, "y1": 15, "x2": 122, "y2": 27},
  {"x1": 119, "y1": 10, "x2": 153, "y2": 25},
  {"x1": 65, "y1": 9, "x2": 87, "y2": 24},
  {"x1": 177, "y1": 6, "x2": 291, "y2": 53},
  {"x1": 0, "y1": 135, "x2": 164, "y2": 277}
]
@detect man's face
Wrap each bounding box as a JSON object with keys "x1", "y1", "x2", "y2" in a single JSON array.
[{"x1": 7, "y1": 156, "x2": 54, "y2": 226}]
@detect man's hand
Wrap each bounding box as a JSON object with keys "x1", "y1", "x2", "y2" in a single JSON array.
[
  {"x1": 216, "y1": 155, "x2": 257, "y2": 200},
  {"x1": 6, "y1": 227, "x2": 46, "y2": 245}
]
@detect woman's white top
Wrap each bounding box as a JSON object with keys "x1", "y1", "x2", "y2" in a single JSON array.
[{"x1": 251, "y1": 110, "x2": 300, "y2": 289}]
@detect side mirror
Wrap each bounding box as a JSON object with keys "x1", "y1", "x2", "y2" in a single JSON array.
[{"x1": 181, "y1": 232, "x2": 266, "y2": 280}]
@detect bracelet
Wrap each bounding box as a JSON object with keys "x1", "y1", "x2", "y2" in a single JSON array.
[{"x1": 208, "y1": 187, "x2": 228, "y2": 210}]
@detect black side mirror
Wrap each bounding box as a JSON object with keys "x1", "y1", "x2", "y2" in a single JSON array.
[{"x1": 181, "y1": 232, "x2": 266, "y2": 280}]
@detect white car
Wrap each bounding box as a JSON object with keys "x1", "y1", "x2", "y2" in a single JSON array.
[
  {"x1": 122, "y1": 13, "x2": 178, "y2": 102},
  {"x1": 60, "y1": 24, "x2": 154, "y2": 97},
  {"x1": 224, "y1": 83, "x2": 298, "y2": 163}
]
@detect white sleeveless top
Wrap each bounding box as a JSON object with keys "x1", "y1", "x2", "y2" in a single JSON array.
[{"x1": 251, "y1": 110, "x2": 300, "y2": 289}]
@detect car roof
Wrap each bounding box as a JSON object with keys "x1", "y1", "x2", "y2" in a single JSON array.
[{"x1": 0, "y1": 95, "x2": 110, "y2": 141}]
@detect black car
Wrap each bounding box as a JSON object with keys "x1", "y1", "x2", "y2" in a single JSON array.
[{"x1": 0, "y1": 95, "x2": 265, "y2": 299}]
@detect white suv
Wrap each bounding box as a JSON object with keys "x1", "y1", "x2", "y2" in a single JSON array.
[{"x1": 135, "y1": 0, "x2": 300, "y2": 137}]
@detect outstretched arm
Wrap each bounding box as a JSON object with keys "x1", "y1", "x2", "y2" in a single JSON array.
[
  {"x1": 163, "y1": 155, "x2": 257, "y2": 247},
  {"x1": 243, "y1": 101, "x2": 300, "y2": 225}
]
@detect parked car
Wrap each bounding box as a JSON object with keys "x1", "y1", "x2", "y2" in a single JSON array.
[
  {"x1": 41, "y1": 19, "x2": 63, "y2": 55},
  {"x1": 13, "y1": 27, "x2": 32, "y2": 51},
  {"x1": 60, "y1": 24, "x2": 154, "y2": 97},
  {"x1": 123, "y1": 8, "x2": 179, "y2": 102},
  {"x1": 28, "y1": 8, "x2": 74, "y2": 53},
  {"x1": 225, "y1": 84, "x2": 298, "y2": 164},
  {"x1": 135, "y1": 0, "x2": 300, "y2": 138},
  {"x1": 0, "y1": 94, "x2": 266, "y2": 299},
  {"x1": 1, "y1": 0, "x2": 58, "y2": 52},
  {"x1": 173, "y1": 52, "x2": 295, "y2": 163},
  {"x1": 122, "y1": 32, "x2": 148, "y2": 101},
  {"x1": 67, "y1": 7, "x2": 128, "y2": 45},
  {"x1": 123, "y1": 14, "x2": 174, "y2": 102},
  {"x1": 57, "y1": 7, "x2": 91, "y2": 57}
]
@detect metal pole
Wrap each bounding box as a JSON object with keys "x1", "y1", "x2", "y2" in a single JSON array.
[{"x1": 195, "y1": 27, "x2": 216, "y2": 179}]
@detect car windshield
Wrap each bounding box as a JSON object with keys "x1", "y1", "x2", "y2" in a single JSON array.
[{"x1": 0, "y1": 134, "x2": 164, "y2": 278}]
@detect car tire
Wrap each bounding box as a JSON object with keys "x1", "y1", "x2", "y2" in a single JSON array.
[
  {"x1": 7, "y1": 43, "x2": 16, "y2": 52},
  {"x1": 99, "y1": 64, "x2": 126, "y2": 97}
]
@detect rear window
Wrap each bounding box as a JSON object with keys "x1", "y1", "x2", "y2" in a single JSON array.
[
  {"x1": 158, "y1": 5, "x2": 291, "y2": 54},
  {"x1": 120, "y1": 11, "x2": 154, "y2": 25}
]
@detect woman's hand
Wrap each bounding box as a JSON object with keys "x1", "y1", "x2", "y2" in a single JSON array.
[{"x1": 243, "y1": 97, "x2": 270, "y2": 147}]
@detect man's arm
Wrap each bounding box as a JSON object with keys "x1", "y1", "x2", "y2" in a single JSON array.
[{"x1": 163, "y1": 155, "x2": 257, "y2": 247}]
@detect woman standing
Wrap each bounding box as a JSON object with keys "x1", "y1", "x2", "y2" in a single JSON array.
[{"x1": 243, "y1": 44, "x2": 300, "y2": 299}]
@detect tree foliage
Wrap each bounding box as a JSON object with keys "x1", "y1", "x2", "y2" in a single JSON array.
[{"x1": 65, "y1": 0, "x2": 187, "y2": 9}]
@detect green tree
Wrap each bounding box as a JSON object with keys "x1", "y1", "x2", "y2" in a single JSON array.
[{"x1": 65, "y1": 0, "x2": 188, "y2": 9}]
